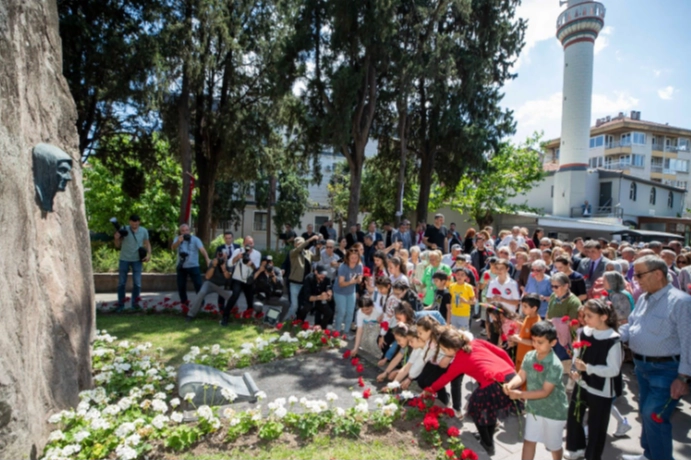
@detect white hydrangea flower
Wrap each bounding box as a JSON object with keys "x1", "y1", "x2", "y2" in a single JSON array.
[
  {"x1": 274, "y1": 397, "x2": 286, "y2": 407},
  {"x1": 267, "y1": 402, "x2": 279, "y2": 411},
  {"x1": 103, "y1": 405, "x2": 121, "y2": 416},
  {"x1": 288, "y1": 396, "x2": 298, "y2": 405},
  {"x1": 305, "y1": 342, "x2": 314, "y2": 349},
  {"x1": 76, "y1": 401, "x2": 90, "y2": 415},
  {"x1": 184, "y1": 392, "x2": 196, "y2": 402},
  {"x1": 165, "y1": 384, "x2": 175, "y2": 392},
  {"x1": 210, "y1": 417, "x2": 221, "y2": 430},
  {"x1": 240, "y1": 342, "x2": 254, "y2": 350},
  {"x1": 83, "y1": 408, "x2": 101, "y2": 421},
  {"x1": 355, "y1": 401, "x2": 368, "y2": 413},
  {"x1": 197, "y1": 405, "x2": 213, "y2": 420},
  {"x1": 115, "y1": 422, "x2": 136, "y2": 438},
  {"x1": 229, "y1": 417, "x2": 240, "y2": 427},
  {"x1": 275, "y1": 406, "x2": 287, "y2": 419},
  {"x1": 118, "y1": 341, "x2": 130, "y2": 349},
  {"x1": 48, "y1": 430, "x2": 65, "y2": 442},
  {"x1": 170, "y1": 397, "x2": 180, "y2": 408},
  {"x1": 47, "y1": 413, "x2": 62, "y2": 424},
  {"x1": 125, "y1": 433, "x2": 141, "y2": 446},
  {"x1": 42, "y1": 447, "x2": 65, "y2": 460},
  {"x1": 255, "y1": 391, "x2": 267, "y2": 401},
  {"x1": 335, "y1": 407, "x2": 346, "y2": 417},
  {"x1": 182, "y1": 354, "x2": 193, "y2": 363},
  {"x1": 222, "y1": 407, "x2": 236, "y2": 419},
  {"x1": 382, "y1": 403, "x2": 398, "y2": 417},
  {"x1": 210, "y1": 344, "x2": 221, "y2": 355},
  {"x1": 221, "y1": 388, "x2": 237, "y2": 402},
  {"x1": 374, "y1": 397, "x2": 383, "y2": 407},
  {"x1": 170, "y1": 412, "x2": 184, "y2": 423},
  {"x1": 61, "y1": 444, "x2": 81, "y2": 457},
  {"x1": 142, "y1": 384, "x2": 154, "y2": 393},
  {"x1": 117, "y1": 397, "x2": 133, "y2": 411},
  {"x1": 139, "y1": 399, "x2": 151, "y2": 410},
  {"x1": 153, "y1": 392, "x2": 166, "y2": 400},
  {"x1": 351, "y1": 391, "x2": 363, "y2": 400},
  {"x1": 73, "y1": 430, "x2": 90, "y2": 443},
  {"x1": 190, "y1": 346, "x2": 201, "y2": 355},
  {"x1": 151, "y1": 414, "x2": 169, "y2": 429},
  {"x1": 115, "y1": 444, "x2": 137, "y2": 460},
  {"x1": 251, "y1": 412, "x2": 262, "y2": 422},
  {"x1": 387, "y1": 381, "x2": 401, "y2": 390},
  {"x1": 400, "y1": 391, "x2": 414, "y2": 400},
  {"x1": 151, "y1": 399, "x2": 168, "y2": 413},
  {"x1": 90, "y1": 418, "x2": 111, "y2": 431}
]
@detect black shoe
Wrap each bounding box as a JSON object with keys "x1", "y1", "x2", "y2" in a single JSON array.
[
  {"x1": 480, "y1": 441, "x2": 495, "y2": 457},
  {"x1": 219, "y1": 319, "x2": 229, "y2": 327}
]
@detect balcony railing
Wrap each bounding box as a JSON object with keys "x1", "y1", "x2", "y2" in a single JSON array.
[
  {"x1": 652, "y1": 144, "x2": 690, "y2": 153},
  {"x1": 602, "y1": 162, "x2": 643, "y2": 170},
  {"x1": 605, "y1": 141, "x2": 631, "y2": 149},
  {"x1": 571, "y1": 206, "x2": 624, "y2": 219},
  {"x1": 651, "y1": 165, "x2": 663, "y2": 173}
]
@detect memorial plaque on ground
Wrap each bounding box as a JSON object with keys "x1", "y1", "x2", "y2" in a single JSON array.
[
  {"x1": 178, "y1": 364, "x2": 260, "y2": 407},
  {"x1": 356, "y1": 323, "x2": 383, "y2": 363}
]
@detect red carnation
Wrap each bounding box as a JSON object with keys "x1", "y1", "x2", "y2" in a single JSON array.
[
  {"x1": 380, "y1": 321, "x2": 389, "y2": 332},
  {"x1": 561, "y1": 315, "x2": 570, "y2": 323},
  {"x1": 255, "y1": 311, "x2": 264, "y2": 319},
  {"x1": 491, "y1": 287, "x2": 502, "y2": 296},
  {"x1": 423, "y1": 414, "x2": 440, "y2": 431},
  {"x1": 324, "y1": 329, "x2": 331, "y2": 336},
  {"x1": 501, "y1": 334, "x2": 507, "y2": 342},
  {"x1": 570, "y1": 319, "x2": 580, "y2": 327},
  {"x1": 276, "y1": 322, "x2": 284, "y2": 330},
  {"x1": 447, "y1": 426, "x2": 460, "y2": 437},
  {"x1": 461, "y1": 449, "x2": 479, "y2": 460},
  {"x1": 243, "y1": 309, "x2": 252, "y2": 318},
  {"x1": 417, "y1": 400, "x2": 427, "y2": 411},
  {"x1": 356, "y1": 364, "x2": 364, "y2": 373},
  {"x1": 444, "y1": 408, "x2": 455, "y2": 418},
  {"x1": 533, "y1": 363, "x2": 544, "y2": 372},
  {"x1": 358, "y1": 376, "x2": 365, "y2": 387},
  {"x1": 363, "y1": 388, "x2": 371, "y2": 399},
  {"x1": 508, "y1": 328, "x2": 516, "y2": 336},
  {"x1": 343, "y1": 350, "x2": 351, "y2": 359},
  {"x1": 418, "y1": 292, "x2": 424, "y2": 299},
  {"x1": 445, "y1": 449, "x2": 456, "y2": 459},
  {"x1": 332, "y1": 331, "x2": 340, "y2": 338},
  {"x1": 321, "y1": 336, "x2": 328, "y2": 344},
  {"x1": 291, "y1": 319, "x2": 301, "y2": 326},
  {"x1": 164, "y1": 297, "x2": 171, "y2": 302},
  {"x1": 302, "y1": 321, "x2": 310, "y2": 330},
  {"x1": 351, "y1": 358, "x2": 360, "y2": 366},
  {"x1": 233, "y1": 313, "x2": 241, "y2": 319},
  {"x1": 572, "y1": 341, "x2": 582, "y2": 349},
  {"x1": 651, "y1": 412, "x2": 664, "y2": 424}
]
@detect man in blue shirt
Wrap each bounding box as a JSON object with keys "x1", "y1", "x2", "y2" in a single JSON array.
[
  {"x1": 172, "y1": 224, "x2": 210, "y2": 306},
  {"x1": 114, "y1": 214, "x2": 151, "y2": 312}
]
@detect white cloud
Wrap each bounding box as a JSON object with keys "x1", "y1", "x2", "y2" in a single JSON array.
[
  {"x1": 658, "y1": 86, "x2": 675, "y2": 100},
  {"x1": 513, "y1": 0, "x2": 563, "y2": 70},
  {"x1": 513, "y1": 91, "x2": 639, "y2": 142},
  {"x1": 594, "y1": 26, "x2": 613, "y2": 55},
  {"x1": 653, "y1": 69, "x2": 662, "y2": 77}
]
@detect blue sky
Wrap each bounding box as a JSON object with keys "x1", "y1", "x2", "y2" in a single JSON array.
[{"x1": 504, "y1": 0, "x2": 691, "y2": 144}]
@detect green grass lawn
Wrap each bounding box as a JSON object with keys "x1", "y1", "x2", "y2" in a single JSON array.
[{"x1": 97, "y1": 313, "x2": 273, "y2": 365}]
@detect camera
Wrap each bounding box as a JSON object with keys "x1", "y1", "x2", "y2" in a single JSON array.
[
  {"x1": 109, "y1": 217, "x2": 129, "y2": 238},
  {"x1": 318, "y1": 239, "x2": 326, "y2": 246},
  {"x1": 242, "y1": 245, "x2": 252, "y2": 264},
  {"x1": 183, "y1": 233, "x2": 192, "y2": 242}
]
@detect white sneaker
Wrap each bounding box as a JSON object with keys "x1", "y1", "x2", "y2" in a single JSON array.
[
  {"x1": 454, "y1": 409, "x2": 464, "y2": 420},
  {"x1": 613, "y1": 419, "x2": 632, "y2": 437},
  {"x1": 564, "y1": 449, "x2": 585, "y2": 460},
  {"x1": 622, "y1": 455, "x2": 648, "y2": 460}
]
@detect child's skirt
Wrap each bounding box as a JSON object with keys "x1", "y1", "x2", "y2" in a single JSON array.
[{"x1": 467, "y1": 373, "x2": 522, "y2": 426}]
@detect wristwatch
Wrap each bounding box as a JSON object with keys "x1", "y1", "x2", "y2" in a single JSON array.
[{"x1": 678, "y1": 375, "x2": 691, "y2": 385}]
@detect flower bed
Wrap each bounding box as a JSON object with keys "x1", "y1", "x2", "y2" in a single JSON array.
[{"x1": 43, "y1": 322, "x2": 477, "y2": 460}]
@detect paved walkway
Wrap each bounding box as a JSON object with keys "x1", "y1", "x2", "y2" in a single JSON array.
[{"x1": 96, "y1": 292, "x2": 691, "y2": 460}]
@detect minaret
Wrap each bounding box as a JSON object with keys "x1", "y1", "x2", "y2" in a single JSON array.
[{"x1": 553, "y1": 0, "x2": 606, "y2": 217}]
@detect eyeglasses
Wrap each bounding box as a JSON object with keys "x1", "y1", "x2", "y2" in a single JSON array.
[
  {"x1": 550, "y1": 285, "x2": 562, "y2": 289},
  {"x1": 326, "y1": 246, "x2": 334, "y2": 249},
  {"x1": 633, "y1": 269, "x2": 657, "y2": 279}
]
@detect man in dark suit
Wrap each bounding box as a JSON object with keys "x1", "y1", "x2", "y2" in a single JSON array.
[
  {"x1": 345, "y1": 224, "x2": 364, "y2": 249},
  {"x1": 576, "y1": 239, "x2": 611, "y2": 292},
  {"x1": 215, "y1": 231, "x2": 240, "y2": 308},
  {"x1": 366, "y1": 221, "x2": 383, "y2": 244}
]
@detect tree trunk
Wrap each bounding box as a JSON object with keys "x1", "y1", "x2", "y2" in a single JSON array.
[
  {"x1": 395, "y1": 99, "x2": 408, "y2": 227},
  {"x1": 416, "y1": 146, "x2": 435, "y2": 225},
  {"x1": 178, "y1": 67, "x2": 192, "y2": 225},
  {"x1": 345, "y1": 144, "x2": 364, "y2": 229},
  {"x1": 474, "y1": 210, "x2": 494, "y2": 230},
  {"x1": 267, "y1": 175, "x2": 276, "y2": 249}
]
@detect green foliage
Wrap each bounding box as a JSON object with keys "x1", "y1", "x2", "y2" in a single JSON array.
[
  {"x1": 257, "y1": 420, "x2": 284, "y2": 441},
  {"x1": 91, "y1": 243, "x2": 177, "y2": 273},
  {"x1": 445, "y1": 133, "x2": 547, "y2": 228},
  {"x1": 84, "y1": 134, "x2": 183, "y2": 237},
  {"x1": 164, "y1": 425, "x2": 202, "y2": 452},
  {"x1": 273, "y1": 170, "x2": 310, "y2": 233}
]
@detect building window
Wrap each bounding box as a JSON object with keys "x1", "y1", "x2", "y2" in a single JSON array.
[
  {"x1": 650, "y1": 187, "x2": 656, "y2": 205},
  {"x1": 621, "y1": 133, "x2": 632, "y2": 146},
  {"x1": 633, "y1": 132, "x2": 646, "y2": 145},
  {"x1": 668, "y1": 191, "x2": 674, "y2": 208},
  {"x1": 664, "y1": 158, "x2": 689, "y2": 173},
  {"x1": 629, "y1": 182, "x2": 637, "y2": 201},
  {"x1": 677, "y1": 181, "x2": 688, "y2": 190},
  {"x1": 589, "y1": 136, "x2": 604, "y2": 148},
  {"x1": 679, "y1": 138, "x2": 689, "y2": 152},
  {"x1": 315, "y1": 216, "x2": 329, "y2": 229},
  {"x1": 550, "y1": 185, "x2": 554, "y2": 198},
  {"x1": 631, "y1": 154, "x2": 645, "y2": 167},
  {"x1": 253, "y1": 212, "x2": 268, "y2": 231}
]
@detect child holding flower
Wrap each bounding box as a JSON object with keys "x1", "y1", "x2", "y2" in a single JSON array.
[
  {"x1": 564, "y1": 299, "x2": 622, "y2": 460},
  {"x1": 503, "y1": 321, "x2": 569, "y2": 460}
]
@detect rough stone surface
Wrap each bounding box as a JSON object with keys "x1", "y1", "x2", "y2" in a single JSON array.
[{"x1": 0, "y1": 0, "x2": 94, "y2": 457}]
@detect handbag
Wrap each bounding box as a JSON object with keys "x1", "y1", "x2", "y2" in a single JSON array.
[{"x1": 130, "y1": 226, "x2": 148, "y2": 261}]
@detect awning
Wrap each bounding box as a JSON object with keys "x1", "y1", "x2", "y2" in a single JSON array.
[
  {"x1": 536, "y1": 216, "x2": 628, "y2": 233},
  {"x1": 610, "y1": 229, "x2": 684, "y2": 239}
]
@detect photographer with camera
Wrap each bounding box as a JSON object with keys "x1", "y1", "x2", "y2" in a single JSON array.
[
  {"x1": 172, "y1": 224, "x2": 210, "y2": 305},
  {"x1": 253, "y1": 255, "x2": 289, "y2": 317},
  {"x1": 287, "y1": 234, "x2": 322, "y2": 320},
  {"x1": 220, "y1": 236, "x2": 262, "y2": 326},
  {"x1": 113, "y1": 214, "x2": 152, "y2": 312},
  {"x1": 296, "y1": 264, "x2": 334, "y2": 330},
  {"x1": 184, "y1": 248, "x2": 233, "y2": 322}
]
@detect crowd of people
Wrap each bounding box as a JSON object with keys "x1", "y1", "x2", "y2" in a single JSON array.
[{"x1": 113, "y1": 213, "x2": 689, "y2": 460}]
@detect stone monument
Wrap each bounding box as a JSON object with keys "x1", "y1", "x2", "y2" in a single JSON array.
[
  {"x1": 0, "y1": 0, "x2": 95, "y2": 458},
  {"x1": 178, "y1": 364, "x2": 260, "y2": 407}
]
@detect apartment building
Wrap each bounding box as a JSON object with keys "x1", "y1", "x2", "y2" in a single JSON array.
[{"x1": 544, "y1": 111, "x2": 691, "y2": 212}]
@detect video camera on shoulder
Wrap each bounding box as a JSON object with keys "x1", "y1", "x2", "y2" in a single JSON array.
[{"x1": 109, "y1": 217, "x2": 129, "y2": 238}]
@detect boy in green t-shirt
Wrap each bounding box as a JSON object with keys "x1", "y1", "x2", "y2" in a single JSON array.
[
  {"x1": 448, "y1": 267, "x2": 476, "y2": 330},
  {"x1": 503, "y1": 321, "x2": 568, "y2": 460}
]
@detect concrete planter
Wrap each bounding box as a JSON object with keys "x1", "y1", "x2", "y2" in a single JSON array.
[{"x1": 93, "y1": 272, "x2": 196, "y2": 293}]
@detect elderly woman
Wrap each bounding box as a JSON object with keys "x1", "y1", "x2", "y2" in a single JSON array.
[
  {"x1": 602, "y1": 270, "x2": 634, "y2": 325},
  {"x1": 410, "y1": 246, "x2": 428, "y2": 293},
  {"x1": 524, "y1": 259, "x2": 552, "y2": 317},
  {"x1": 546, "y1": 272, "x2": 581, "y2": 361},
  {"x1": 421, "y1": 250, "x2": 452, "y2": 305}
]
